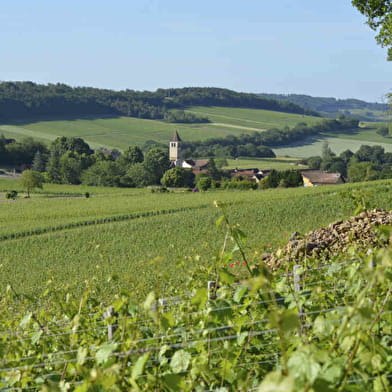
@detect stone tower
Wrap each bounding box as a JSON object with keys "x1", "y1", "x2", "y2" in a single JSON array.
[{"x1": 169, "y1": 130, "x2": 182, "y2": 166}]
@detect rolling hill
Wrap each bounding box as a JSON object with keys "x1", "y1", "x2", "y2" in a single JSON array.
[{"x1": 0, "y1": 107, "x2": 322, "y2": 150}]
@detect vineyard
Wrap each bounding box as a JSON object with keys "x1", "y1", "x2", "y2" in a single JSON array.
[{"x1": 0, "y1": 180, "x2": 391, "y2": 390}]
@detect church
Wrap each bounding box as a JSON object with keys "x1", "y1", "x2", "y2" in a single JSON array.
[{"x1": 169, "y1": 130, "x2": 209, "y2": 173}]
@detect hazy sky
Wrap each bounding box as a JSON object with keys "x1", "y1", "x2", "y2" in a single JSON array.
[{"x1": 1, "y1": 0, "x2": 390, "y2": 102}]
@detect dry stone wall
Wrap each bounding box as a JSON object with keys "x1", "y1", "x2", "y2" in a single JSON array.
[{"x1": 264, "y1": 209, "x2": 392, "y2": 269}]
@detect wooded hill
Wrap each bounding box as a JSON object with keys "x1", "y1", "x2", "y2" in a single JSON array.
[
  {"x1": 0, "y1": 82, "x2": 319, "y2": 121},
  {"x1": 259, "y1": 93, "x2": 389, "y2": 120}
]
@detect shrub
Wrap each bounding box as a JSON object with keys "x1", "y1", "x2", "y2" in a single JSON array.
[
  {"x1": 196, "y1": 177, "x2": 212, "y2": 191},
  {"x1": 224, "y1": 180, "x2": 257, "y2": 190},
  {"x1": 5, "y1": 190, "x2": 18, "y2": 199}
]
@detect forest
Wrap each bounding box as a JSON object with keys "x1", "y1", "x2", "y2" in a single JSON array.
[
  {"x1": 259, "y1": 92, "x2": 389, "y2": 118},
  {"x1": 0, "y1": 82, "x2": 319, "y2": 121}
]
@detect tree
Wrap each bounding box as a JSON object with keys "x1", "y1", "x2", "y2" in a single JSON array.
[
  {"x1": 81, "y1": 161, "x2": 123, "y2": 187},
  {"x1": 352, "y1": 0, "x2": 392, "y2": 60},
  {"x1": 161, "y1": 167, "x2": 195, "y2": 188},
  {"x1": 46, "y1": 151, "x2": 62, "y2": 183},
  {"x1": 143, "y1": 148, "x2": 170, "y2": 184},
  {"x1": 264, "y1": 169, "x2": 280, "y2": 188},
  {"x1": 196, "y1": 176, "x2": 212, "y2": 191},
  {"x1": 50, "y1": 136, "x2": 93, "y2": 156},
  {"x1": 20, "y1": 169, "x2": 44, "y2": 197},
  {"x1": 120, "y1": 146, "x2": 144, "y2": 166},
  {"x1": 306, "y1": 156, "x2": 322, "y2": 169},
  {"x1": 126, "y1": 163, "x2": 155, "y2": 187},
  {"x1": 206, "y1": 158, "x2": 222, "y2": 181},
  {"x1": 59, "y1": 152, "x2": 83, "y2": 184},
  {"x1": 321, "y1": 141, "x2": 335, "y2": 161},
  {"x1": 347, "y1": 161, "x2": 379, "y2": 182},
  {"x1": 31, "y1": 151, "x2": 46, "y2": 172}
]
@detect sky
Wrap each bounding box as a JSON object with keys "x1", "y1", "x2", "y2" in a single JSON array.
[{"x1": 1, "y1": 0, "x2": 390, "y2": 102}]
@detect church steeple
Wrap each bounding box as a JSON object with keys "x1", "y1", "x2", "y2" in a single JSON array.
[{"x1": 169, "y1": 130, "x2": 182, "y2": 166}]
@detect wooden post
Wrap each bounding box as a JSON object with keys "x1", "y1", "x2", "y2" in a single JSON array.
[
  {"x1": 293, "y1": 265, "x2": 304, "y2": 333},
  {"x1": 158, "y1": 298, "x2": 168, "y2": 313},
  {"x1": 293, "y1": 265, "x2": 302, "y2": 293},
  {"x1": 104, "y1": 306, "x2": 117, "y2": 341},
  {"x1": 208, "y1": 281, "x2": 217, "y2": 300}
]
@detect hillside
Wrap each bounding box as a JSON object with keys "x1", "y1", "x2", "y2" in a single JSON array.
[
  {"x1": 0, "y1": 107, "x2": 322, "y2": 150},
  {"x1": 273, "y1": 122, "x2": 392, "y2": 157},
  {"x1": 259, "y1": 92, "x2": 390, "y2": 121}
]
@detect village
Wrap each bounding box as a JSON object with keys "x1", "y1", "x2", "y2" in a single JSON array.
[{"x1": 169, "y1": 130, "x2": 345, "y2": 188}]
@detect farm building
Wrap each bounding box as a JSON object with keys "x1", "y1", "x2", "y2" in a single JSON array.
[{"x1": 300, "y1": 169, "x2": 345, "y2": 187}]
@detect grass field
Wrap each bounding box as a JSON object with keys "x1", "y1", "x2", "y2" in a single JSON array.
[
  {"x1": 0, "y1": 178, "x2": 391, "y2": 301},
  {"x1": 223, "y1": 157, "x2": 305, "y2": 170},
  {"x1": 186, "y1": 106, "x2": 321, "y2": 129},
  {"x1": 0, "y1": 107, "x2": 323, "y2": 150},
  {"x1": 0, "y1": 108, "x2": 389, "y2": 160},
  {"x1": 273, "y1": 124, "x2": 392, "y2": 157}
]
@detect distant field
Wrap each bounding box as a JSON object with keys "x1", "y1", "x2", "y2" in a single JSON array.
[
  {"x1": 0, "y1": 107, "x2": 324, "y2": 150},
  {"x1": 186, "y1": 106, "x2": 321, "y2": 129},
  {"x1": 1, "y1": 109, "x2": 390, "y2": 159},
  {"x1": 274, "y1": 124, "x2": 392, "y2": 157},
  {"x1": 224, "y1": 157, "x2": 305, "y2": 170},
  {"x1": 274, "y1": 136, "x2": 392, "y2": 157}
]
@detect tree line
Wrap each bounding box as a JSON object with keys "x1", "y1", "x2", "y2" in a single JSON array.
[
  {"x1": 0, "y1": 82, "x2": 319, "y2": 122},
  {"x1": 303, "y1": 142, "x2": 392, "y2": 182},
  {"x1": 180, "y1": 116, "x2": 359, "y2": 158},
  {"x1": 259, "y1": 93, "x2": 389, "y2": 117}
]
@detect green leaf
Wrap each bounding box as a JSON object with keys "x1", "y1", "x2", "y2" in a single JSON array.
[
  {"x1": 191, "y1": 288, "x2": 208, "y2": 309},
  {"x1": 269, "y1": 309, "x2": 300, "y2": 333},
  {"x1": 163, "y1": 374, "x2": 184, "y2": 391},
  {"x1": 19, "y1": 312, "x2": 32, "y2": 329},
  {"x1": 31, "y1": 330, "x2": 43, "y2": 344},
  {"x1": 143, "y1": 291, "x2": 156, "y2": 311},
  {"x1": 233, "y1": 286, "x2": 248, "y2": 303},
  {"x1": 320, "y1": 363, "x2": 343, "y2": 383},
  {"x1": 219, "y1": 268, "x2": 236, "y2": 284},
  {"x1": 170, "y1": 350, "x2": 191, "y2": 373},
  {"x1": 281, "y1": 309, "x2": 300, "y2": 333},
  {"x1": 132, "y1": 353, "x2": 150, "y2": 379},
  {"x1": 215, "y1": 215, "x2": 225, "y2": 227},
  {"x1": 95, "y1": 343, "x2": 117, "y2": 365},
  {"x1": 77, "y1": 347, "x2": 88, "y2": 365},
  {"x1": 287, "y1": 351, "x2": 321, "y2": 385},
  {"x1": 258, "y1": 371, "x2": 294, "y2": 392},
  {"x1": 160, "y1": 312, "x2": 175, "y2": 330},
  {"x1": 237, "y1": 331, "x2": 248, "y2": 346},
  {"x1": 5, "y1": 370, "x2": 21, "y2": 386}
]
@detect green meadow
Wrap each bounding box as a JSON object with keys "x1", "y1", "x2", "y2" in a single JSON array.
[
  {"x1": 273, "y1": 135, "x2": 392, "y2": 157},
  {"x1": 0, "y1": 107, "x2": 323, "y2": 151},
  {"x1": 224, "y1": 156, "x2": 304, "y2": 170},
  {"x1": 186, "y1": 106, "x2": 322, "y2": 129}
]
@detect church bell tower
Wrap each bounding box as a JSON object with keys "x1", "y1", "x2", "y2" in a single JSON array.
[{"x1": 169, "y1": 130, "x2": 182, "y2": 166}]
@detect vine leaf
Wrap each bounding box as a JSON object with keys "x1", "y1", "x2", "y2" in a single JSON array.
[
  {"x1": 95, "y1": 343, "x2": 117, "y2": 365},
  {"x1": 170, "y1": 350, "x2": 191, "y2": 373},
  {"x1": 258, "y1": 371, "x2": 294, "y2": 392}
]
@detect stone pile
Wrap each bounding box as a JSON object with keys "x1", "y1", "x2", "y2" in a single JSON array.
[{"x1": 264, "y1": 209, "x2": 392, "y2": 269}]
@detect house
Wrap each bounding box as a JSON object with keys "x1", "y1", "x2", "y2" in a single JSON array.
[
  {"x1": 182, "y1": 159, "x2": 210, "y2": 173},
  {"x1": 300, "y1": 169, "x2": 345, "y2": 187},
  {"x1": 229, "y1": 168, "x2": 264, "y2": 183}
]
